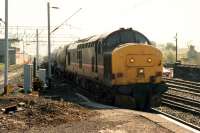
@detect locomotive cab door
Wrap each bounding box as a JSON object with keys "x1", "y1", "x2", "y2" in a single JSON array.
[{"x1": 103, "y1": 52, "x2": 112, "y2": 85}]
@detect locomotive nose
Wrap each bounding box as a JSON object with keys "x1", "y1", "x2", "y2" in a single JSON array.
[{"x1": 112, "y1": 44, "x2": 163, "y2": 85}]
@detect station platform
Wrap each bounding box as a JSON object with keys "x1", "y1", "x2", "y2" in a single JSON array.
[{"x1": 28, "y1": 94, "x2": 199, "y2": 133}]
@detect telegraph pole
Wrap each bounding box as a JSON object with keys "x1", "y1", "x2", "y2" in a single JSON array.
[
  {"x1": 36, "y1": 29, "x2": 39, "y2": 70},
  {"x1": 175, "y1": 33, "x2": 178, "y2": 62},
  {"x1": 4, "y1": 0, "x2": 8, "y2": 93}
]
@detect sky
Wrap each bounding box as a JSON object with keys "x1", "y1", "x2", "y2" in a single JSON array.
[{"x1": 0, "y1": 0, "x2": 200, "y2": 55}]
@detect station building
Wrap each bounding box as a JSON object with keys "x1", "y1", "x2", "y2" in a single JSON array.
[{"x1": 0, "y1": 39, "x2": 19, "y2": 65}]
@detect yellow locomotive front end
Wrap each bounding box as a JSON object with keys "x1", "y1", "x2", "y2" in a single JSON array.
[
  {"x1": 111, "y1": 43, "x2": 167, "y2": 109},
  {"x1": 112, "y1": 43, "x2": 162, "y2": 85}
]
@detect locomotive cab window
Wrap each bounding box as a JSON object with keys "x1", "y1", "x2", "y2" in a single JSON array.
[{"x1": 135, "y1": 32, "x2": 149, "y2": 44}]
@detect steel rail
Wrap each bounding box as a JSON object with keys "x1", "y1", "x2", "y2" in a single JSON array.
[
  {"x1": 166, "y1": 83, "x2": 200, "y2": 93},
  {"x1": 164, "y1": 79, "x2": 200, "y2": 90},
  {"x1": 162, "y1": 93, "x2": 200, "y2": 108},
  {"x1": 163, "y1": 77, "x2": 200, "y2": 86},
  {"x1": 161, "y1": 98, "x2": 200, "y2": 115},
  {"x1": 168, "y1": 87, "x2": 200, "y2": 97},
  {"x1": 151, "y1": 108, "x2": 200, "y2": 131}
]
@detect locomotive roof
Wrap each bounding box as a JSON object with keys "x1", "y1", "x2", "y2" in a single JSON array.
[
  {"x1": 67, "y1": 31, "x2": 111, "y2": 50},
  {"x1": 68, "y1": 42, "x2": 79, "y2": 50},
  {"x1": 76, "y1": 32, "x2": 110, "y2": 43},
  {"x1": 67, "y1": 28, "x2": 151, "y2": 50},
  {"x1": 76, "y1": 28, "x2": 137, "y2": 44}
]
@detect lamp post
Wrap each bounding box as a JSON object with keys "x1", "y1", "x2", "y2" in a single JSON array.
[
  {"x1": 47, "y1": 2, "x2": 59, "y2": 88},
  {"x1": 47, "y1": 2, "x2": 81, "y2": 88}
]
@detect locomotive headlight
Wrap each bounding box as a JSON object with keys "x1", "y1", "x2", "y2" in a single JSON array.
[
  {"x1": 147, "y1": 58, "x2": 152, "y2": 63},
  {"x1": 130, "y1": 58, "x2": 135, "y2": 63},
  {"x1": 137, "y1": 68, "x2": 144, "y2": 76},
  {"x1": 138, "y1": 68, "x2": 144, "y2": 74}
]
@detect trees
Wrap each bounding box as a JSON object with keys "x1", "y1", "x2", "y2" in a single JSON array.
[
  {"x1": 166, "y1": 42, "x2": 176, "y2": 51},
  {"x1": 187, "y1": 45, "x2": 199, "y2": 64},
  {"x1": 163, "y1": 42, "x2": 176, "y2": 63},
  {"x1": 187, "y1": 45, "x2": 198, "y2": 59}
]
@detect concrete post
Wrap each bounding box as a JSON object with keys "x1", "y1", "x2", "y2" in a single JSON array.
[
  {"x1": 24, "y1": 64, "x2": 33, "y2": 93},
  {"x1": 4, "y1": 0, "x2": 9, "y2": 92}
]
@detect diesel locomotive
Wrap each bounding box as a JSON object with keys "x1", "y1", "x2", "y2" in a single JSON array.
[{"x1": 52, "y1": 28, "x2": 168, "y2": 110}]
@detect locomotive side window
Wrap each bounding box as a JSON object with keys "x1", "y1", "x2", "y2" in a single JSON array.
[
  {"x1": 98, "y1": 44, "x2": 102, "y2": 54},
  {"x1": 77, "y1": 51, "x2": 79, "y2": 60},
  {"x1": 68, "y1": 52, "x2": 71, "y2": 65}
]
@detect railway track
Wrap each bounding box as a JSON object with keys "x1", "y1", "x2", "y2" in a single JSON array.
[
  {"x1": 159, "y1": 77, "x2": 200, "y2": 130},
  {"x1": 163, "y1": 77, "x2": 200, "y2": 86},
  {"x1": 168, "y1": 87, "x2": 200, "y2": 97},
  {"x1": 162, "y1": 78, "x2": 200, "y2": 114},
  {"x1": 163, "y1": 78, "x2": 200, "y2": 93},
  {"x1": 162, "y1": 93, "x2": 200, "y2": 109},
  {"x1": 151, "y1": 108, "x2": 200, "y2": 131},
  {"x1": 163, "y1": 77, "x2": 200, "y2": 96},
  {"x1": 162, "y1": 98, "x2": 200, "y2": 115}
]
